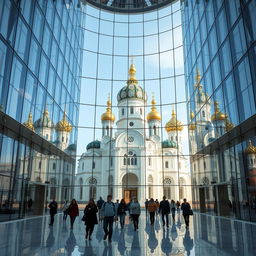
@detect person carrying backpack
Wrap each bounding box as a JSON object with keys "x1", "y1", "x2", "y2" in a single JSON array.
[{"x1": 102, "y1": 195, "x2": 117, "y2": 242}]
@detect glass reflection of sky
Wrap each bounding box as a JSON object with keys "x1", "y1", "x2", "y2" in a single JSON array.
[{"x1": 78, "y1": 2, "x2": 189, "y2": 158}]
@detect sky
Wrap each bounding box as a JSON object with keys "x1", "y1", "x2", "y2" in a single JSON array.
[{"x1": 76, "y1": 2, "x2": 190, "y2": 163}]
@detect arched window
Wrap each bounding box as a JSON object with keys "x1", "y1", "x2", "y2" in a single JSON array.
[
  {"x1": 62, "y1": 136, "x2": 64, "y2": 142},
  {"x1": 82, "y1": 162, "x2": 84, "y2": 170},
  {"x1": 123, "y1": 154, "x2": 127, "y2": 165},
  {"x1": 165, "y1": 161, "x2": 169, "y2": 168},
  {"x1": 203, "y1": 161, "x2": 206, "y2": 170},
  {"x1": 153, "y1": 125, "x2": 156, "y2": 135},
  {"x1": 53, "y1": 163, "x2": 56, "y2": 170},
  {"x1": 148, "y1": 157, "x2": 151, "y2": 166},
  {"x1": 122, "y1": 108, "x2": 124, "y2": 116},
  {"x1": 163, "y1": 177, "x2": 174, "y2": 200},
  {"x1": 148, "y1": 175, "x2": 153, "y2": 199},
  {"x1": 106, "y1": 126, "x2": 109, "y2": 136},
  {"x1": 38, "y1": 161, "x2": 42, "y2": 169},
  {"x1": 89, "y1": 177, "x2": 97, "y2": 200},
  {"x1": 202, "y1": 110, "x2": 205, "y2": 117},
  {"x1": 124, "y1": 152, "x2": 137, "y2": 165},
  {"x1": 92, "y1": 161, "x2": 95, "y2": 169},
  {"x1": 130, "y1": 106, "x2": 134, "y2": 114},
  {"x1": 79, "y1": 178, "x2": 83, "y2": 200},
  {"x1": 50, "y1": 178, "x2": 56, "y2": 199},
  {"x1": 140, "y1": 108, "x2": 142, "y2": 115}
]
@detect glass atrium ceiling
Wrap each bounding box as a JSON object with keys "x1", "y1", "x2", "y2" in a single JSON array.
[{"x1": 82, "y1": 0, "x2": 176, "y2": 13}]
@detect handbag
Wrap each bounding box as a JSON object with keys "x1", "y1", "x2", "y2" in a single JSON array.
[{"x1": 189, "y1": 209, "x2": 194, "y2": 216}]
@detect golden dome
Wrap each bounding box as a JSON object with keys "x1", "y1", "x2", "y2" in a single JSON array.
[
  {"x1": 188, "y1": 112, "x2": 196, "y2": 130},
  {"x1": 101, "y1": 96, "x2": 115, "y2": 122},
  {"x1": 245, "y1": 140, "x2": 256, "y2": 154},
  {"x1": 127, "y1": 63, "x2": 138, "y2": 85},
  {"x1": 211, "y1": 101, "x2": 227, "y2": 121},
  {"x1": 190, "y1": 111, "x2": 195, "y2": 119},
  {"x1": 147, "y1": 96, "x2": 161, "y2": 121},
  {"x1": 165, "y1": 109, "x2": 183, "y2": 132},
  {"x1": 23, "y1": 112, "x2": 35, "y2": 131},
  {"x1": 56, "y1": 112, "x2": 72, "y2": 133}
]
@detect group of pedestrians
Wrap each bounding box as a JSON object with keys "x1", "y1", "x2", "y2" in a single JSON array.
[{"x1": 48, "y1": 195, "x2": 192, "y2": 243}]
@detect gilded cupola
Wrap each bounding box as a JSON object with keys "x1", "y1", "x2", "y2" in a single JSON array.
[
  {"x1": 147, "y1": 96, "x2": 161, "y2": 121},
  {"x1": 55, "y1": 112, "x2": 72, "y2": 133},
  {"x1": 165, "y1": 109, "x2": 183, "y2": 132},
  {"x1": 23, "y1": 112, "x2": 35, "y2": 131},
  {"x1": 34, "y1": 109, "x2": 54, "y2": 128},
  {"x1": 188, "y1": 111, "x2": 196, "y2": 131},
  {"x1": 211, "y1": 101, "x2": 227, "y2": 121},
  {"x1": 117, "y1": 63, "x2": 147, "y2": 102},
  {"x1": 245, "y1": 140, "x2": 256, "y2": 154},
  {"x1": 101, "y1": 96, "x2": 115, "y2": 122}
]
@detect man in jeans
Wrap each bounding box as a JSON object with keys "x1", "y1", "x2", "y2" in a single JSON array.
[
  {"x1": 102, "y1": 195, "x2": 117, "y2": 242},
  {"x1": 159, "y1": 196, "x2": 170, "y2": 227}
]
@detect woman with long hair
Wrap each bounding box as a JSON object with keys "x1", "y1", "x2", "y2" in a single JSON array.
[
  {"x1": 117, "y1": 199, "x2": 127, "y2": 229},
  {"x1": 68, "y1": 199, "x2": 79, "y2": 229},
  {"x1": 83, "y1": 198, "x2": 98, "y2": 240}
]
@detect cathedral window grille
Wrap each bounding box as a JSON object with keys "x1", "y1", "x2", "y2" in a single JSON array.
[
  {"x1": 165, "y1": 161, "x2": 169, "y2": 168},
  {"x1": 89, "y1": 177, "x2": 97, "y2": 185},
  {"x1": 163, "y1": 178, "x2": 173, "y2": 199},
  {"x1": 124, "y1": 153, "x2": 137, "y2": 165},
  {"x1": 89, "y1": 186, "x2": 96, "y2": 200},
  {"x1": 130, "y1": 106, "x2": 134, "y2": 114}
]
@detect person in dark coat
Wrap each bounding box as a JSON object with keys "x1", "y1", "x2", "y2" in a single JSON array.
[
  {"x1": 181, "y1": 198, "x2": 191, "y2": 228},
  {"x1": 48, "y1": 198, "x2": 58, "y2": 226},
  {"x1": 117, "y1": 199, "x2": 127, "y2": 229},
  {"x1": 159, "y1": 196, "x2": 170, "y2": 227},
  {"x1": 68, "y1": 199, "x2": 79, "y2": 229},
  {"x1": 84, "y1": 198, "x2": 98, "y2": 240}
]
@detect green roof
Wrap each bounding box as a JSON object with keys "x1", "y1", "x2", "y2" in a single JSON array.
[
  {"x1": 86, "y1": 140, "x2": 101, "y2": 150},
  {"x1": 162, "y1": 140, "x2": 177, "y2": 149}
]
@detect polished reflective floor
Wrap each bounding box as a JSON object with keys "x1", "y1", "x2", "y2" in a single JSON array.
[{"x1": 0, "y1": 211, "x2": 255, "y2": 256}]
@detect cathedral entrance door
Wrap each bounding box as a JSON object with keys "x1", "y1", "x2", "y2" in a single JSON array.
[{"x1": 124, "y1": 189, "x2": 137, "y2": 203}]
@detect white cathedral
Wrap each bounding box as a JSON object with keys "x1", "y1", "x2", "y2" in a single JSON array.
[{"x1": 75, "y1": 64, "x2": 191, "y2": 204}]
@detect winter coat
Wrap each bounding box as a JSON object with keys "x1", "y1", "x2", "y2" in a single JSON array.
[
  {"x1": 117, "y1": 202, "x2": 127, "y2": 215},
  {"x1": 48, "y1": 201, "x2": 58, "y2": 215},
  {"x1": 68, "y1": 203, "x2": 79, "y2": 217},
  {"x1": 181, "y1": 202, "x2": 191, "y2": 215},
  {"x1": 84, "y1": 204, "x2": 98, "y2": 225},
  {"x1": 159, "y1": 200, "x2": 170, "y2": 214},
  {"x1": 130, "y1": 202, "x2": 141, "y2": 215}
]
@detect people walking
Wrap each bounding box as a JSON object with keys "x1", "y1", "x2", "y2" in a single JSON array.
[
  {"x1": 127, "y1": 199, "x2": 132, "y2": 220},
  {"x1": 48, "y1": 198, "x2": 58, "y2": 226},
  {"x1": 68, "y1": 199, "x2": 79, "y2": 229},
  {"x1": 148, "y1": 198, "x2": 158, "y2": 226},
  {"x1": 181, "y1": 198, "x2": 191, "y2": 228},
  {"x1": 170, "y1": 200, "x2": 176, "y2": 221},
  {"x1": 117, "y1": 199, "x2": 127, "y2": 229},
  {"x1": 62, "y1": 200, "x2": 69, "y2": 221},
  {"x1": 115, "y1": 199, "x2": 120, "y2": 224},
  {"x1": 176, "y1": 201, "x2": 181, "y2": 214},
  {"x1": 102, "y1": 195, "x2": 117, "y2": 242},
  {"x1": 97, "y1": 197, "x2": 105, "y2": 223},
  {"x1": 130, "y1": 199, "x2": 141, "y2": 231},
  {"x1": 83, "y1": 198, "x2": 98, "y2": 240},
  {"x1": 155, "y1": 199, "x2": 160, "y2": 216},
  {"x1": 159, "y1": 196, "x2": 170, "y2": 227},
  {"x1": 145, "y1": 199, "x2": 149, "y2": 219}
]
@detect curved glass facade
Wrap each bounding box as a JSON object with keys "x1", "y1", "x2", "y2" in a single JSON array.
[
  {"x1": 182, "y1": 0, "x2": 256, "y2": 221},
  {"x1": 0, "y1": 0, "x2": 84, "y2": 221},
  {"x1": 75, "y1": 1, "x2": 192, "y2": 206}
]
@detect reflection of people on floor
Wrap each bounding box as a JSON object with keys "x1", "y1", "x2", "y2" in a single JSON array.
[
  {"x1": 183, "y1": 230, "x2": 194, "y2": 256},
  {"x1": 96, "y1": 225, "x2": 102, "y2": 242},
  {"x1": 83, "y1": 240, "x2": 96, "y2": 256},
  {"x1": 148, "y1": 228, "x2": 158, "y2": 253},
  {"x1": 171, "y1": 222, "x2": 178, "y2": 241},
  {"x1": 177, "y1": 215, "x2": 182, "y2": 230},
  {"x1": 161, "y1": 228, "x2": 172, "y2": 255},
  {"x1": 46, "y1": 228, "x2": 55, "y2": 249},
  {"x1": 65, "y1": 230, "x2": 77, "y2": 256},
  {"x1": 103, "y1": 241, "x2": 113, "y2": 256},
  {"x1": 131, "y1": 231, "x2": 140, "y2": 254},
  {"x1": 117, "y1": 230, "x2": 126, "y2": 255}
]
